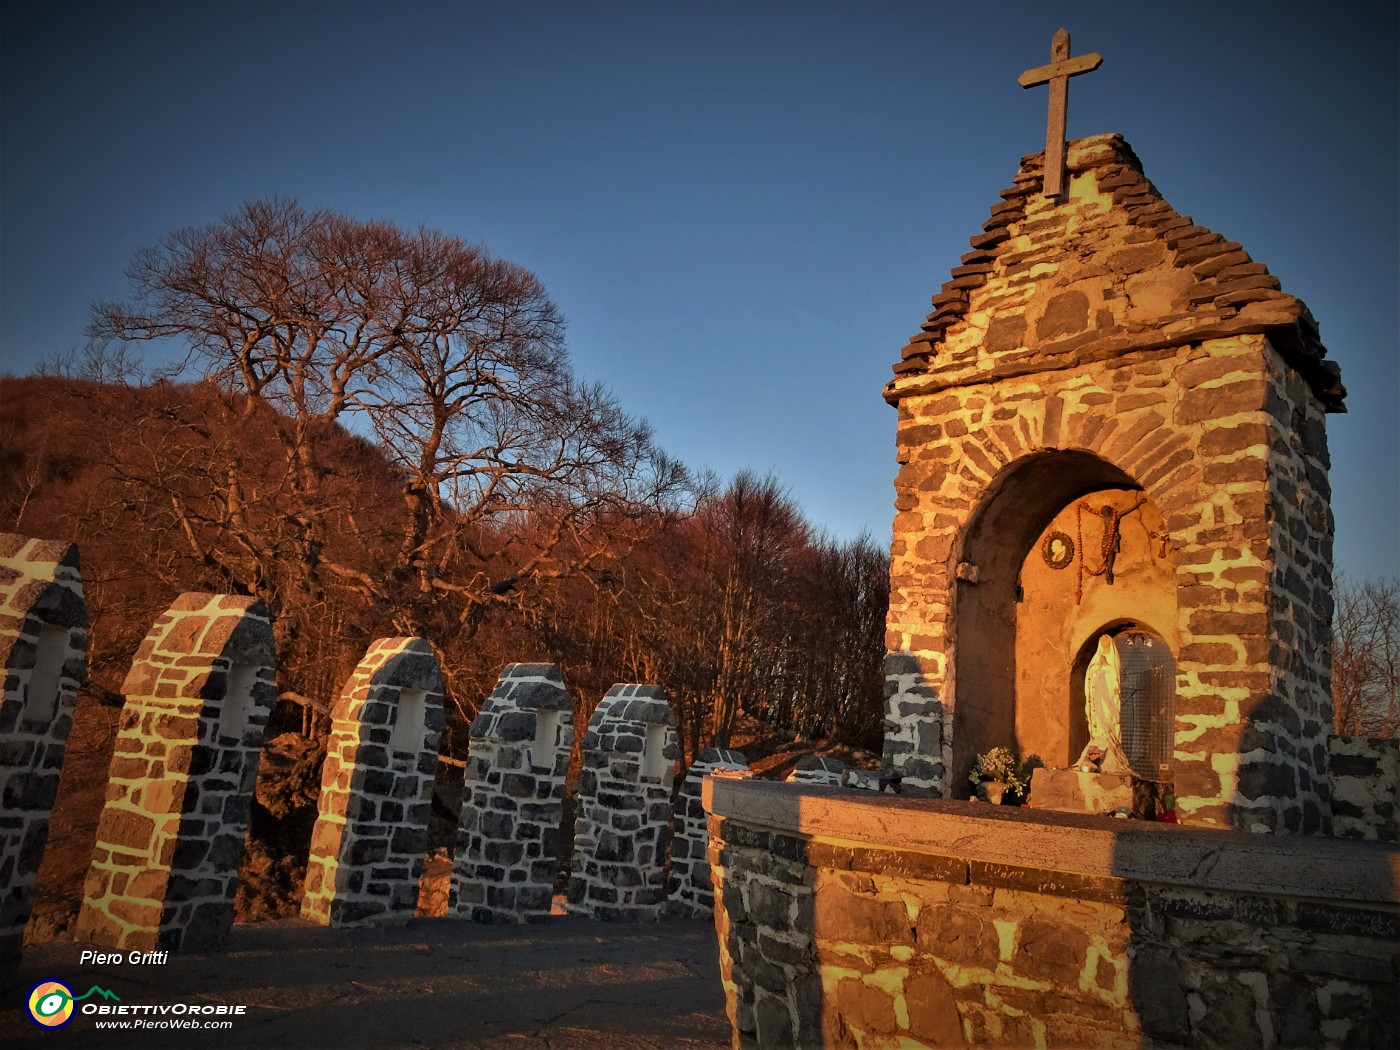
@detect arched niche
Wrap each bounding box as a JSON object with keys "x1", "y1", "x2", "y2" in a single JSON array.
[
  {"x1": 1069, "y1": 625, "x2": 1177, "y2": 780},
  {"x1": 950, "y1": 452, "x2": 1176, "y2": 795}
]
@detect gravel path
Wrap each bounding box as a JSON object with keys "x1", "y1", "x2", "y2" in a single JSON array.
[{"x1": 2, "y1": 915, "x2": 731, "y2": 1048}]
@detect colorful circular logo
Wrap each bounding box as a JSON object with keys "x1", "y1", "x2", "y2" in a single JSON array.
[{"x1": 28, "y1": 980, "x2": 75, "y2": 1029}]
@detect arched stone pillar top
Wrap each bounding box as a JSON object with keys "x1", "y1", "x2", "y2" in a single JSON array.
[
  {"x1": 587, "y1": 684, "x2": 676, "y2": 734},
  {"x1": 368, "y1": 636, "x2": 440, "y2": 683},
  {"x1": 469, "y1": 663, "x2": 573, "y2": 743},
  {"x1": 333, "y1": 636, "x2": 443, "y2": 713},
  {"x1": 695, "y1": 747, "x2": 748, "y2": 768},
  {"x1": 0, "y1": 534, "x2": 87, "y2": 648},
  {"x1": 503, "y1": 662, "x2": 566, "y2": 685},
  {"x1": 788, "y1": 755, "x2": 847, "y2": 786},
  {"x1": 120, "y1": 593, "x2": 274, "y2": 700}
]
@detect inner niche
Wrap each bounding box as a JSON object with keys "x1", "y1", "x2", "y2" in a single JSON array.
[
  {"x1": 1015, "y1": 486, "x2": 1177, "y2": 773},
  {"x1": 642, "y1": 722, "x2": 667, "y2": 780},
  {"x1": 1070, "y1": 628, "x2": 1177, "y2": 780},
  {"x1": 27, "y1": 624, "x2": 70, "y2": 725},
  {"x1": 390, "y1": 688, "x2": 427, "y2": 756},
  {"x1": 951, "y1": 453, "x2": 1177, "y2": 795},
  {"x1": 219, "y1": 662, "x2": 259, "y2": 744},
  {"x1": 530, "y1": 709, "x2": 561, "y2": 770}
]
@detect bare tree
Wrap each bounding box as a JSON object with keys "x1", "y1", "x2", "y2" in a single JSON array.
[
  {"x1": 86, "y1": 198, "x2": 685, "y2": 648},
  {"x1": 674, "y1": 472, "x2": 808, "y2": 747},
  {"x1": 1333, "y1": 576, "x2": 1400, "y2": 737}
]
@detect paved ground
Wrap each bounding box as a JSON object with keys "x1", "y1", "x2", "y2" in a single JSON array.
[{"x1": 2, "y1": 915, "x2": 731, "y2": 1048}]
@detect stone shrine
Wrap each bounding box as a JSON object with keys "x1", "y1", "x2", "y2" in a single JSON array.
[
  {"x1": 76, "y1": 594, "x2": 275, "y2": 951},
  {"x1": 302, "y1": 637, "x2": 443, "y2": 927},
  {"x1": 567, "y1": 684, "x2": 678, "y2": 921},
  {"x1": 450, "y1": 663, "x2": 574, "y2": 924},
  {"x1": 702, "y1": 29, "x2": 1400, "y2": 1047},
  {"x1": 881, "y1": 131, "x2": 1345, "y2": 832},
  {"x1": 0, "y1": 534, "x2": 87, "y2": 977}
]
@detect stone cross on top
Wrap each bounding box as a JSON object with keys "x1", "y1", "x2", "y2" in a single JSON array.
[{"x1": 1019, "y1": 28, "x2": 1102, "y2": 199}]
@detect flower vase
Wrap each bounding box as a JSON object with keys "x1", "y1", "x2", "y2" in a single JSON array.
[{"x1": 976, "y1": 780, "x2": 1010, "y2": 805}]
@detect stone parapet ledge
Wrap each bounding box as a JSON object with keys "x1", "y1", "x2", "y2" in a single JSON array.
[{"x1": 703, "y1": 778, "x2": 1399, "y2": 907}]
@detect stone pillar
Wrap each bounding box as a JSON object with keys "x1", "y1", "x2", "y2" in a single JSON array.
[
  {"x1": 786, "y1": 755, "x2": 847, "y2": 786},
  {"x1": 843, "y1": 769, "x2": 885, "y2": 791},
  {"x1": 668, "y1": 748, "x2": 748, "y2": 917},
  {"x1": 449, "y1": 663, "x2": 574, "y2": 924},
  {"x1": 0, "y1": 534, "x2": 87, "y2": 976},
  {"x1": 75, "y1": 594, "x2": 275, "y2": 951},
  {"x1": 567, "y1": 684, "x2": 678, "y2": 921},
  {"x1": 301, "y1": 637, "x2": 443, "y2": 927},
  {"x1": 881, "y1": 652, "x2": 945, "y2": 796},
  {"x1": 1327, "y1": 736, "x2": 1399, "y2": 842}
]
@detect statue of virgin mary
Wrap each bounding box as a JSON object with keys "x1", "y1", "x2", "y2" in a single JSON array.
[{"x1": 1076, "y1": 634, "x2": 1130, "y2": 774}]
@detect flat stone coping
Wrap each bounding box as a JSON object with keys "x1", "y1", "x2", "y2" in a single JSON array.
[{"x1": 704, "y1": 778, "x2": 1400, "y2": 907}]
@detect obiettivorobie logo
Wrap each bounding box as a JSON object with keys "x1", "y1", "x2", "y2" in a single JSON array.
[
  {"x1": 27, "y1": 981, "x2": 120, "y2": 1029},
  {"x1": 25, "y1": 979, "x2": 248, "y2": 1032}
]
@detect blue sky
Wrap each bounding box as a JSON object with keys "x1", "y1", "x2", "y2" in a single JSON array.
[{"x1": 2, "y1": 2, "x2": 1396, "y2": 581}]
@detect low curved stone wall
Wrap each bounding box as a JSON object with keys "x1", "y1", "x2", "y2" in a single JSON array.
[{"x1": 706, "y1": 779, "x2": 1399, "y2": 1049}]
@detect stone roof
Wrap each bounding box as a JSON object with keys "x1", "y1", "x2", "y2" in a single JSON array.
[{"x1": 887, "y1": 134, "x2": 1346, "y2": 412}]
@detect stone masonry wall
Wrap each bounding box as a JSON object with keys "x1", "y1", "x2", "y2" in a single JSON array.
[
  {"x1": 707, "y1": 780, "x2": 1399, "y2": 1050},
  {"x1": 76, "y1": 594, "x2": 276, "y2": 952},
  {"x1": 301, "y1": 637, "x2": 443, "y2": 927},
  {"x1": 881, "y1": 653, "x2": 945, "y2": 796},
  {"x1": 567, "y1": 684, "x2": 679, "y2": 921},
  {"x1": 883, "y1": 134, "x2": 1343, "y2": 833},
  {"x1": 0, "y1": 534, "x2": 87, "y2": 976},
  {"x1": 1328, "y1": 735, "x2": 1399, "y2": 842},
  {"x1": 668, "y1": 748, "x2": 748, "y2": 917},
  {"x1": 786, "y1": 755, "x2": 846, "y2": 786},
  {"x1": 450, "y1": 663, "x2": 574, "y2": 924},
  {"x1": 1245, "y1": 342, "x2": 1335, "y2": 831}
]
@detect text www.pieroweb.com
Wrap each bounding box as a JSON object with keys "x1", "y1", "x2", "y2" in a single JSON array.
[{"x1": 86, "y1": 1003, "x2": 245, "y2": 1031}]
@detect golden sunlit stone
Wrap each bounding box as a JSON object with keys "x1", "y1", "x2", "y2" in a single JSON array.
[
  {"x1": 883, "y1": 134, "x2": 1341, "y2": 833},
  {"x1": 0, "y1": 534, "x2": 87, "y2": 980},
  {"x1": 75, "y1": 594, "x2": 274, "y2": 952},
  {"x1": 300, "y1": 637, "x2": 443, "y2": 928}
]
